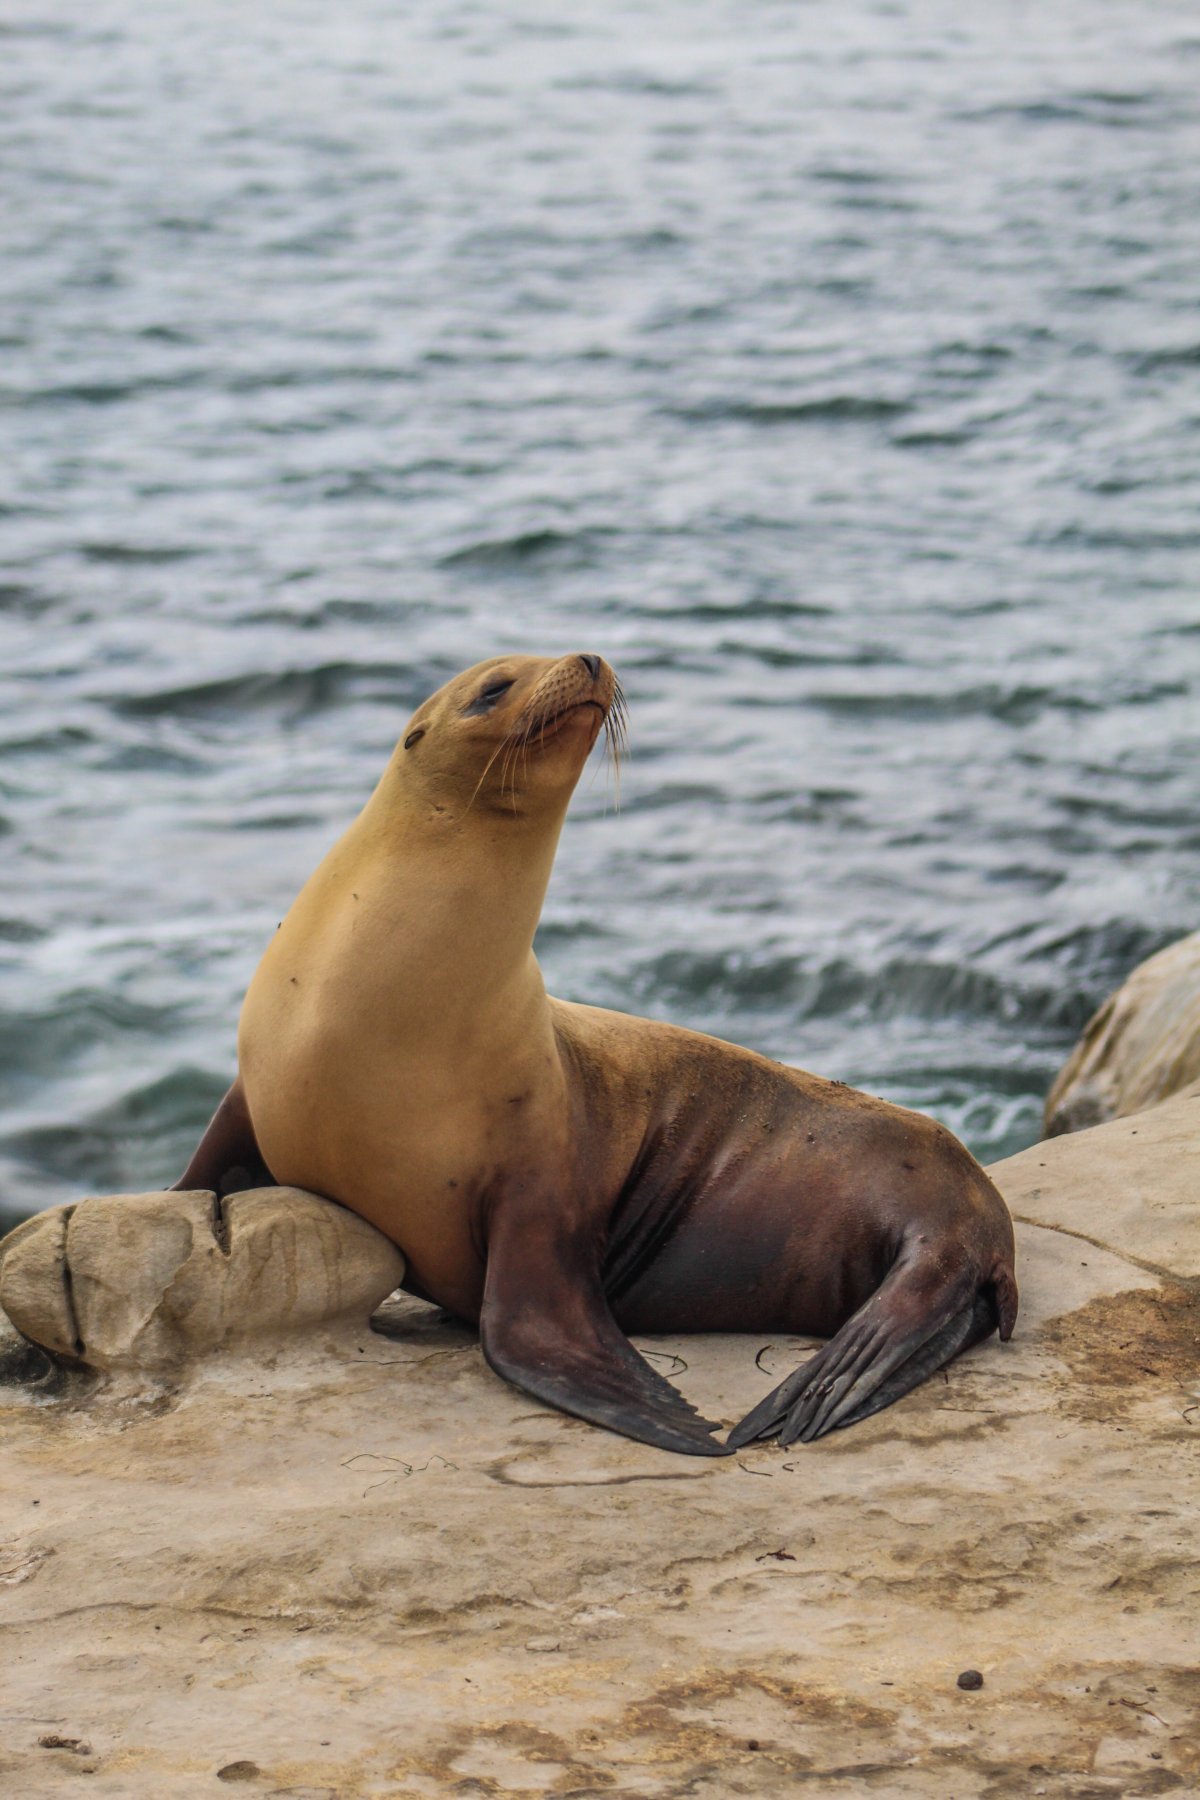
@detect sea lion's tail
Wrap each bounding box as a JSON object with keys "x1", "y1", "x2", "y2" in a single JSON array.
[{"x1": 727, "y1": 1247, "x2": 1016, "y2": 1449}]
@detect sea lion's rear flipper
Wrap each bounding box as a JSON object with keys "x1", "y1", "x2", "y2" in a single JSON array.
[
  {"x1": 728, "y1": 1253, "x2": 1009, "y2": 1449},
  {"x1": 172, "y1": 1077, "x2": 274, "y2": 1197},
  {"x1": 479, "y1": 1209, "x2": 731, "y2": 1457}
]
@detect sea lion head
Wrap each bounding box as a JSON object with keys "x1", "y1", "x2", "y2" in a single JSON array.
[{"x1": 395, "y1": 652, "x2": 625, "y2": 820}]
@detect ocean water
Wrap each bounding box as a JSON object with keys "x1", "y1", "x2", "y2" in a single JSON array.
[{"x1": 2, "y1": 0, "x2": 1199, "y2": 1229}]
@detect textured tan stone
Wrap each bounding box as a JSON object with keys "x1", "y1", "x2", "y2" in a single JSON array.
[
  {"x1": 0, "y1": 1101, "x2": 1197, "y2": 1797},
  {"x1": 65, "y1": 1188, "x2": 220, "y2": 1369},
  {"x1": 0, "y1": 1188, "x2": 406, "y2": 1371},
  {"x1": 1046, "y1": 930, "x2": 1200, "y2": 1134},
  {"x1": 0, "y1": 1206, "x2": 78, "y2": 1361},
  {"x1": 995, "y1": 1085, "x2": 1200, "y2": 1279}
]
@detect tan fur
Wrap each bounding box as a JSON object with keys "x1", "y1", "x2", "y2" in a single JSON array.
[{"x1": 238, "y1": 654, "x2": 614, "y2": 1316}]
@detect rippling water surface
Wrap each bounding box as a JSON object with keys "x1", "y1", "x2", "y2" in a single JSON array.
[{"x1": 3, "y1": 0, "x2": 1199, "y2": 1227}]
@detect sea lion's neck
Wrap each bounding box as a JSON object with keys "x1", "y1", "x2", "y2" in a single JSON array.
[{"x1": 348, "y1": 779, "x2": 567, "y2": 1021}]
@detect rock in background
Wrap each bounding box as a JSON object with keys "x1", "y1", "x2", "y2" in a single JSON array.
[{"x1": 1044, "y1": 931, "x2": 1200, "y2": 1136}]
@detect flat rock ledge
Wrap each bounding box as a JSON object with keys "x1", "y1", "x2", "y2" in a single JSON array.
[{"x1": 2, "y1": 1096, "x2": 1199, "y2": 1799}]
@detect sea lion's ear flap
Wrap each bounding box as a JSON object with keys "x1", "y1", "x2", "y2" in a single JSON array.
[
  {"x1": 403, "y1": 728, "x2": 425, "y2": 751},
  {"x1": 479, "y1": 1205, "x2": 730, "y2": 1457}
]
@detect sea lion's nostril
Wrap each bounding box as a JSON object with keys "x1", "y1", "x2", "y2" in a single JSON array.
[{"x1": 579, "y1": 654, "x2": 601, "y2": 681}]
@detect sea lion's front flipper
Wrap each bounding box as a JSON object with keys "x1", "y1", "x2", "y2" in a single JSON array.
[
  {"x1": 172, "y1": 1077, "x2": 274, "y2": 1197},
  {"x1": 728, "y1": 1252, "x2": 1005, "y2": 1449},
  {"x1": 479, "y1": 1208, "x2": 731, "y2": 1457}
]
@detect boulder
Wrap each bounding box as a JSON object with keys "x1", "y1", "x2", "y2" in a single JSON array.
[
  {"x1": 1045, "y1": 929, "x2": 1200, "y2": 1135},
  {"x1": 0, "y1": 1186, "x2": 405, "y2": 1372}
]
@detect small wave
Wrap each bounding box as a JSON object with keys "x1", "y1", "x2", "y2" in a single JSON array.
[
  {"x1": 1040, "y1": 524, "x2": 1200, "y2": 552},
  {"x1": 559, "y1": 69, "x2": 718, "y2": 99},
  {"x1": 229, "y1": 809, "x2": 324, "y2": 833},
  {"x1": 956, "y1": 92, "x2": 1161, "y2": 127},
  {"x1": 136, "y1": 323, "x2": 196, "y2": 344},
  {"x1": 794, "y1": 682, "x2": 1185, "y2": 725},
  {"x1": 823, "y1": 192, "x2": 919, "y2": 215},
  {"x1": 80, "y1": 541, "x2": 198, "y2": 565},
  {"x1": 0, "y1": 917, "x2": 47, "y2": 944},
  {"x1": 0, "y1": 993, "x2": 183, "y2": 1077},
  {"x1": 638, "y1": 597, "x2": 832, "y2": 622},
  {"x1": 892, "y1": 1062, "x2": 1058, "y2": 1102},
  {"x1": 1024, "y1": 920, "x2": 1184, "y2": 982},
  {"x1": 630, "y1": 949, "x2": 1090, "y2": 1032},
  {"x1": 755, "y1": 787, "x2": 865, "y2": 826},
  {"x1": 440, "y1": 527, "x2": 615, "y2": 571},
  {"x1": 753, "y1": 684, "x2": 1072, "y2": 724},
  {"x1": 620, "y1": 782, "x2": 727, "y2": 816},
  {"x1": 667, "y1": 396, "x2": 909, "y2": 426},
  {"x1": 95, "y1": 743, "x2": 208, "y2": 775},
  {"x1": 716, "y1": 640, "x2": 889, "y2": 672},
  {"x1": 1053, "y1": 794, "x2": 1196, "y2": 830},
  {"x1": 1134, "y1": 343, "x2": 1200, "y2": 372},
  {"x1": 1, "y1": 723, "x2": 95, "y2": 756},
  {"x1": 107, "y1": 661, "x2": 426, "y2": 721},
  {"x1": 2, "y1": 1065, "x2": 229, "y2": 1202},
  {"x1": 983, "y1": 863, "x2": 1067, "y2": 897},
  {"x1": 809, "y1": 166, "x2": 889, "y2": 187},
  {"x1": 931, "y1": 339, "x2": 1013, "y2": 366},
  {"x1": 0, "y1": 583, "x2": 53, "y2": 616},
  {"x1": 1071, "y1": 88, "x2": 1159, "y2": 106},
  {"x1": 891, "y1": 427, "x2": 971, "y2": 448},
  {"x1": 0, "y1": 17, "x2": 79, "y2": 35},
  {"x1": 224, "y1": 363, "x2": 417, "y2": 395},
  {"x1": 535, "y1": 918, "x2": 613, "y2": 946},
  {"x1": 16, "y1": 373, "x2": 205, "y2": 406}
]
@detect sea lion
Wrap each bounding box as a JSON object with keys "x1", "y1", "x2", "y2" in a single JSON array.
[{"x1": 177, "y1": 652, "x2": 1018, "y2": 1455}]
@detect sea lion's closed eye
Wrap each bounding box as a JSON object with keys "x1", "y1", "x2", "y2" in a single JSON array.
[{"x1": 463, "y1": 679, "x2": 514, "y2": 717}]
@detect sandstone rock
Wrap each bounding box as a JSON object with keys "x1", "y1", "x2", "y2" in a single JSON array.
[
  {"x1": 998, "y1": 1085, "x2": 1200, "y2": 1278},
  {"x1": 1045, "y1": 930, "x2": 1200, "y2": 1135},
  {"x1": 0, "y1": 1206, "x2": 78, "y2": 1360},
  {"x1": 0, "y1": 1187, "x2": 405, "y2": 1372}
]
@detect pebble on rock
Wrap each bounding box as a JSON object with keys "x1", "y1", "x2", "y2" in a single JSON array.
[{"x1": 957, "y1": 1669, "x2": 984, "y2": 1690}]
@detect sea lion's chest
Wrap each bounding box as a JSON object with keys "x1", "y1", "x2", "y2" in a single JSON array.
[{"x1": 240, "y1": 912, "x2": 575, "y2": 1315}]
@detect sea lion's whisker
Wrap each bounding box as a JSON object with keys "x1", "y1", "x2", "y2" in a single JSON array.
[
  {"x1": 514, "y1": 714, "x2": 537, "y2": 802},
  {"x1": 500, "y1": 733, "x2": 525, "y2": 811},
  {"x1": 466, "y1": 737, "x2": 509, "y2": 813},
  {"x1": 601, "y1": 693, "x2": 627, "y2": 813}
]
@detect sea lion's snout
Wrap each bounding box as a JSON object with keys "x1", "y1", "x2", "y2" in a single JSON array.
[
  {"x1": 521, "y1": 653, "x2": 619, "y2": 746},
  {"x1": 491, "y1": 654, "x2": 626, "y2": 802}
]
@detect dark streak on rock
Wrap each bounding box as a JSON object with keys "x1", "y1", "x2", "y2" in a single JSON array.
[
  {"x1": 59, "y1": 1205, "x2": 85, "y2": 1359},
  {"x1": 485, "y1": 1461, "x2": 715, "y2": 1490},
  {"x1": 211, "y1": 1191, "x2": 231, "y2": 1256}
]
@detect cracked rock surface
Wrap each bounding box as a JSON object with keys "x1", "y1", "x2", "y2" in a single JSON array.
[{"x1": 1, "y1": 1095, "x2": 1198, "y2": 1798}]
